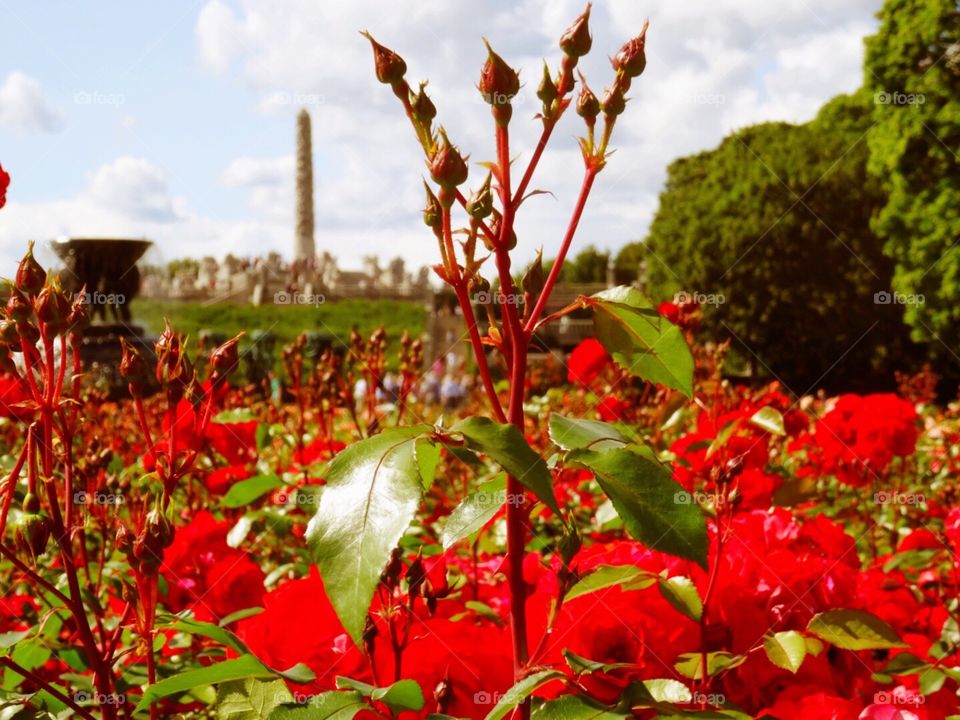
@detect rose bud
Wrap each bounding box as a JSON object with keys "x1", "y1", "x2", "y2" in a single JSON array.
[
  {"x1": 602, "y1": 85, "x2": 627, "y2": 117},
  {"x1": 35, "y1": 283, "x2": 72, "y2": 337},
  {"x1": 559, "y1": 4, "x2": 592, "y2": 59},
  {"x1": 0, "y1": 319, "x2": 18, "y2": 345},
  {"x1": 15, "y1": 511, "x2": 51, "y2": 561},
  {"x1": 119, "y1": 338, "x2": 150, "y2": 395},
  {"x1": 479, "y1": 40, "x2": 520, "y2": 106},
  {"x1": 428, "y1": 130, "x2": 469, "y2": 192},
  {"x1": 613, "y1": 20, "x2": 649, "y2": 78},
  {"x1": 15, "y1": 242, "x2": 46, "y2": 297},
  {"x1": 210, "y1": 333, "x2": 243, "y2": 379},
  {"x1": 575, "y1": 73, "x2": 600, "y2": 126},
  {"x1": 422, "y1": 181, "x2": 442, "y2": 233},
  {"x1": 16, "y1": 320, "x2": 40, "y2": 345},
  {"x1": 466, "y1": 173, "x2": 494, "y2": 221},
  {"x1": 537, "y1": 63, "x2": 558, "y2": 108},
  {"x1": 410, "y1": 82, "x2": 436, "y2": 126},
  {"x1": 67, "y1": 288, "x2": 90, "y2": 332},
  {"x1": 0, "y1": 343, "x2": 16, "y2": 374},
  {"x1": 361, "y1": 31, "x2": 407, "y2": 87},
  {"x1": 5, "y1": 287, "x2": 32, "y2": 322},
  {"x1": 115, "y1": 524, "x2": 134, "y2": 555}
]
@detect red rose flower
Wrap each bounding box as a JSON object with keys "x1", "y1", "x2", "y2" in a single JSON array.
[
  {"x1": 0, "y1": 164, "x2": 9, "y2": 209},
  {"x1": 567, "y1": 338, "x2": 610, "y2": 386},
  {"x1": 657, "y1": 300, "x2": 680, "y2": 323}
]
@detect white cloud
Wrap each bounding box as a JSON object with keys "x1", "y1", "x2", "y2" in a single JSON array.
[
  {"x1": 0, "y1": 71, "x2": 62, "y2": 133},
  {"x1": 86, "y1": 157, "x2": 179, "y2": 223}
]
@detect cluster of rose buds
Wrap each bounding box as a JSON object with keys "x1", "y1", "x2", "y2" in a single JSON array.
[{"x1": 115, "y1": 507, "x2": 174, "y2": 576}]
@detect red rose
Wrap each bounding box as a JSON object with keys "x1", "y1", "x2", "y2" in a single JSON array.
[
  {"x1": 567, "y1": 338, "x2": 610, "y2": 386},
  {"x1": 0, "y1": 164, "x2": 9, "y2": 209},
  {"x1": 657, "y1": 300, "x2": 680, "y2": 323},
  {"x1": 235, "y1": 566, "x2": 368, "y2": 693}
]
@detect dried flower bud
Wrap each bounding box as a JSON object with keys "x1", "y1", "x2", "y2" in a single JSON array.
[
  {"x1": 465, "y1": 173, "x2": 494, "y2": 221},
  {"x1": 575, "y1": 73, "x2": 600, "y2": 125},
  {"x1": 612, "y1": 20, "x2": 649, "y2": 78},
  {"x1": 479, "y1": 40, "x2": 520, "y2": 106},
  {"x1": 537, "y1": 63, "x2": 558, "y2": 107},
  {"x1": 15, "y1": 242, "x2": 46, "y2": 297},
  {"x1": 361, "y1": 31, "x2": 407, "y2": 87},
  {"x1": 410, "y1": 82, "x2": 436, "y2": 125},
  {"x1": 601, "y1": 86, "x2": 627, "y2": 117},
  {"x1": 559, "y1": 4, "x2": 592, "y2": 59},
  {"x1": 429, "y1": 130, "x2": 469, "y2": 191}
]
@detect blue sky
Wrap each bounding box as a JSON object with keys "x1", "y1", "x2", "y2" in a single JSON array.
[{"x1": 0, "y1": 0, "x2": 882, "y2": 278}]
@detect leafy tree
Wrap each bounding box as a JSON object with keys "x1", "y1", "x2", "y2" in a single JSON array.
[
  {"x1": 865, "y1": 0, "x2": 960, "y2": 354},
  {"x1": 563, "y1": 244, "x2": 610, "y2": 283},
  {"x1": 644, "y1": 93, "x2": 916, "y2": 392}
]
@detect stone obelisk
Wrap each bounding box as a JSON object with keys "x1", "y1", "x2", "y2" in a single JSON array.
[{"x1": 294, "y1": 109, "x2": 315, "y2": 261}]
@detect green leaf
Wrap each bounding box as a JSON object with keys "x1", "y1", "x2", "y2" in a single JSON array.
[
  {"x1": 564, "y1": 565, "x2": 655, "y2": 602},
  {"x1": 763, "y1": 631, "x2": 807, "y2": 673},
  {"x1": 270, "y1": 691, "x2": 368, "y2": 720},
  {"x1": 482, "y1": 670, "x2": 563, "y2": 720},
  {"x1": 335, "y1": 677, "x2": 424, "y2": 713},
  {"x1": 806, "y1": 610, "x2": 907, "y2": 650},
  {"x1": 214, "y1": 409, "x2": 257, "y2": 423},
  {"x1": 642, "y1": 679, "x2": 692, "y2": 704},
  {"x1": 567, "y1": 448, "x2": 708, "y2": 567},
  {"x1": 452, "y1": 417, "x2": 559, "y2": 516},
  {"x1": 416, "y1": 440, "x2": 442, "y2": 491},
  {"x1": 306, "y1": 425, "x2": 430, "y2": 646},
  {"x1": 674, "y1": 652, "x2": 746, "y2": 680},
  {"x1": 587, "y1": 286, "x2": 694, "y2": 397},
  {"x1": 657, "y1": 576, "x2": 702, "y2": 622},
  {"x1": 158, "y1": 615, "x2": 250, "y2": 655},
  {"x1": 0, "y1": 631, "x2": 29, "y2": 655},
  {"x1": 532, "y1": 694, "x2": 628, "y2": 720},
  {"x1": 548, "y1": 415, "x2": 631, "y2": 452},
  {"x1": 215, "y1": 677, "x2": 292, "y2": 719},
  {"x1": 219, "y1": 607, "x2": 264, "y2": 627},
  {"x1": 136, "y1": 655, "x2": 272, "y2": 713},
  {"x1": 883, "y1": 652, "x2": 929, "y2": 675},
  {"x1": 441, "y1": 474, "x2": 507, "y2": 549},
  {"x1": 749, "y1": 407, "x2": 786, "y2": 436},
  {"x1": 562, "y1": 649, "x2": 634, "y2": 675},
  {"x1": 222, "y1": 475, "x2": 284, "y2": 508}
]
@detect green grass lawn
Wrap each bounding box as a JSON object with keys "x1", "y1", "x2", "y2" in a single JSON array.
[{"x1": 131, "y1": 298, "x2": 427, "y2": 354}]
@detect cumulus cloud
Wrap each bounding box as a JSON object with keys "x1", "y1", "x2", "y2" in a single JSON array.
[
  {"x1": 189, "y1": 0, "x2": 881, "y2": 269},
  {"x1": 0, "y1": 71, "x2": 62, "y2": 133}
]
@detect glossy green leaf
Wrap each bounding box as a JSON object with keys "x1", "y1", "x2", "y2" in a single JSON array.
[
  {"x1": 564, "y1": 565, "x2": 655, "y2": 602},
  {"x1": 763, "y1": 631, "x2": 807, "y2": 673},
  {"x1": 270, "y1": 691, "x2": 368, "y2": 720},
  {"x1": 532, "y1": 694, "x2": 628, "y2": 720},
  {"x1": 548, "y1": 414, "x2": 631, "y2": 452},
  {"x1": 807, "y1": 610, "x2": 907, "y2": 650},
  {"x1": 562, "y1": 649, "x2": 634, "y2": 675},
  {"x1": 568, "y1": 448, "x2": 708, "y2": 567},
  {"x1": 335, "y1": 677, "x2": 424, "y2": 713},
  {"x1": 222, "y1": 475, "x2": 283, "y2": 508},
  {"x1": 749, "y1": 407, "x2": 786, "y2": 436},
  {"x1": 306, "y1": 425, "x2": 431, "y2": 646},
  {"x1": 674, "y1": 652, "x2": 746, "y2": 680},
  {"x1": 214, "y1": 677, "x2": 292, "y2": 719},
  {"x1": 483, "y1": 670, "x2": 564, "y2": 720},
  {"x1": 416, "y1": 439, "x2": 442, "y2": 491},
  {"x1": 452, "y1": 417, "x2": 559, "y2": 515},
  {"x1": 441, "y1": 474, "x2": 507, "y2": 549},
  {"x1": 657, "y1": 576, "x2": 702, "y2": 622},
  {"x1": 587, "y1": 286, "x2": 694, "y2": 397},
  {"x1": 136, "y1": 655, "x2": 272, "y2": 713}
]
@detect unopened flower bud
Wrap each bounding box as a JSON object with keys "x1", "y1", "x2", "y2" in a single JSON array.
[
  {"x1": 559, "y1": 4, "x2": 592, "y2": 59},
  {"x1": 361, "y1": 32, "x2": 407, "y2": 87},
  {"x1": 466, "y1": 173, "x2": 494, "y2": 221},
  {"x1": 422, "y1": 181, "x2": 442, "y2": 232},
  {"x1": 15, "y1": 242, "x2": 46, "y2": 297},
  {"x1": 5, "y1": 288, "x2": 32, "y2": 323},
  {"x1": 410, "y1": 82, "x2": 436, "y2": 125},
  {"x1": 612, "y1": 20, "x2": 649, "y2": 78},
  {"x1": 210, "y1": 333, "x2": 242, "y2": 379},
  {"x1": 537, "y1": 63, "x2": 558, "y2": 108},
  {"x1": 602, "y1": 86, "x2": 627, "y2": 117},
  {"x1": 119, "y1": 338, "x2": 150, "y2": 395},
  {"x1": 429, "y1": 130, "x2": 469, "y2": 191},
  {"x1": 479, "y1": 40, "x2": 520, "y2": 107},
  {"x1": 15, "y1": 511, "x2": 51, "y2": 560},
  {"x1": 35, "y1": 284, "x2": 71, "y2": 337},
  {"x1": 116, "y1": 524, "x2": 134, "y2": 555},
  {"x1": 576, "y1": 74, "x2": 600, "y2": 126},
  {"x1": 67, "y1": 289, "x2": 89, "y2": 332}
]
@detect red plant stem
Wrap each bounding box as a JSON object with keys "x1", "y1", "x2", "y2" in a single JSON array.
[
  {"x1": 0, "y1": 442, "x2": 29, "y2": 536},
  {"x1": 0, "y1": 541, "x2": 71, "y2": 605},
  {"x1": 0, "y1": 656, "x2": 98, "y2": 720},
  {"x1": 511, "y1": 66, "x2": 574, "y2": 208},
  {"x1": 133, "y1": 396, "x2": 155, "y2": 449},
  {"x1": 524, "y1": 166, "x2": 598, "y2": 334},
  {"x1": 698, "y1": 504, "x2": 728, "y2": 700}
]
